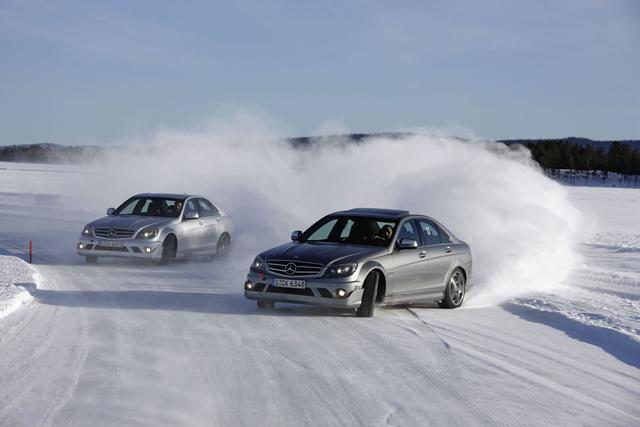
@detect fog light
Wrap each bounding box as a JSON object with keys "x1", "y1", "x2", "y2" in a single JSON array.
[
  {"x1": 336, "y1": 288, "x2": 347, "y2": 298},
  {"x1": 78, "y1": 243, "x2": 84, "y2": 249},
  {"x1": 245, "y1": 281, "x2": 254, "y2": 291},
  {"x1": 144, "y1": 247, "x2": 152, "y2": 253}
]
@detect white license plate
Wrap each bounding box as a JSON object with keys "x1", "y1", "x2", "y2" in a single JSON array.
[
  {"x1": 99, "y1": 240, "x2": 124, "y2": 247},
  {"x1": 273, "y1": 278, "x2": 307, "y2": 289}
]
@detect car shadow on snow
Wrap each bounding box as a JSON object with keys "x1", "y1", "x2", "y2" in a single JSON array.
[
  {"x1": 503, "y1": 302, "x2": 640, "y2": 369},
  {"x1": 15, "y1": 283, "x2": 358, "y2": 317}
]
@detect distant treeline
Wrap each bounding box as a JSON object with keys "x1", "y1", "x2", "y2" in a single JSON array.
[
  {"x1": 2, "y1": 137, "x2": 640, "y2": 175},
  {"x1": 0, "y1": 144, "x2": 110, "y2": 164},
  {"x1": 517, "y1": 140, "x2": 640, "y2": 175}
]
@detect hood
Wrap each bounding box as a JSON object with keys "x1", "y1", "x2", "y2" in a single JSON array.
[
  {"x1": 89, "y1": 215, "x2": 176, "y2": 231},
  {"x1": 260, "y1": 241, "x2": 386, "y2": 266}
]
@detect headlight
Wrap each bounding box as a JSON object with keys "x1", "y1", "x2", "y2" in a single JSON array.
[
  {"x1": 82, "y1": 225, "x2": 92, "y2": 237},
  {"x1": 325, "y1": 263, "x2": 358, "y2": 278},
  {"x1": 251, "y1": 256, "x2": 265, "y2": 271},
  {"x1": 137, "y1": 227, "x2": 159, "y2": 240}
]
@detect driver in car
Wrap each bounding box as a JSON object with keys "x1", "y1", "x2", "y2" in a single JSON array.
[{"x1": 373, "y1": 224, "x2": 394, "y2": 246}]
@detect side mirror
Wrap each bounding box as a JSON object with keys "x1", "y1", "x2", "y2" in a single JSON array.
[
  {"x1": 106, "y1": 207, "x2": 115, "y2": 215},
  {"x1": 398, "y1": 238, "x2": 418, "y2": 249},
  {"x1": 291, "y1": 230, "x2": 302, "y2": 241},
  {"x1": 183, "y1": 210, "x2": 199, "y2": 220}
]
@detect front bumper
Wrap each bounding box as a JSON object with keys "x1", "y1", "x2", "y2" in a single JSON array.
[
  {"x1": 243, "y1": 271, "x2": 365, "y2": 309},
  {"x1": 77, "y1": 236, "x2": 163, "y2": 259}
]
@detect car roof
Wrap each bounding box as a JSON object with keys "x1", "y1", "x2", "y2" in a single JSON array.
[
  {"x1": 135, "y1": 193, "x2": 200, "y2": 200},
  {"x1": 333, "y1": 208, "x2": 410, "y2": 220}
]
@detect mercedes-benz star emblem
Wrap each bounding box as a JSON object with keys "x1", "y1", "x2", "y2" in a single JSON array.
[
  {"x1": 108, "y1": 229, "x2": 116, "y2": 238},
  {"x1": 285, "y1": 263, "x2": 297, "y2": 276}
]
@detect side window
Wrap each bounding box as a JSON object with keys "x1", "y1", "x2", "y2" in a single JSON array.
[
  {"x1": 196, "y1": 198, "x2": 215, "y2": 217},
  {"x1": 438, "y1": 227, "x2": 452, "y2": 244},
  {"x1": 418, "y1": 220, "x2": 442, "y2": 246},
  {"x1": 184, "y1": 200, "x2": 199, "y2": 218},
  {"x1": 199, "y1": 198, "x2": 220, "y2": 216},
  {"x1": 340, "y1": 220, "x2": 354, "y2": 238},
  {"x1": 139, "y1": 199, "x2": 154, "y2": 215},
  {"x1": 397, "y1": 220, "x2": 419, "y2": 244}
]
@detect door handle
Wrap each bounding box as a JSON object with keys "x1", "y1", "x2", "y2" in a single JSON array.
[
  {"x1": 419, "y1": 250, "x2": 427, "y2": 258},
  {"x1": 199, "y1": 220, "x2": 205, "y2": 226},
  {"x1": 445, "y1": 246, "x2": 452, "y2": 253},
  {"x1": 215, "y1": 217, "x2": 221, "y2": 222}
]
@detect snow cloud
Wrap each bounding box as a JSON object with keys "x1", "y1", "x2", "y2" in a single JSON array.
[{"x1": 8, "y1": 113, "x2": 583, "y2": 305}]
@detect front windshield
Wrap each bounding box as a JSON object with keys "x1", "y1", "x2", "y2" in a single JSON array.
[
  {"x1": 301, "y1": 216, "x2": 397, "y2": 247},
  {"x1": 113, "y1": 196, "x2": 184, "y2": 218}
]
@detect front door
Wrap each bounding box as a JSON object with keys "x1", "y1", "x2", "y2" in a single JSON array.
[
  {"x1": 417, "y1": 219, "x2": 455, "y2": 294},
  {"x1": 387, "y1": 219, "x2": 428, "y2": 297},
  {"x1": 179, "y1": 199, "x2": 207, "y2": 254},
  {"x1": 196, "y1": 198, "x2": 222, "y2": 252}
]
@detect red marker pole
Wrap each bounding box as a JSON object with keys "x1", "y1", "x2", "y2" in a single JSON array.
[{"x1": 29, "y1": 240, "x2": 32, "y2": 264}]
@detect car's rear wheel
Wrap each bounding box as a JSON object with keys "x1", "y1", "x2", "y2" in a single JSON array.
[
  {"x1": 159, "y1": 235, "x2": 176, "y2": 265},
  {"x1": 216, "y1": 233, "x2": 231, "y2": 258},
  {"x1": 356, "y1": 271, "x2": 379, "y2": 317},
  {"x1": 439, "y1": 268, "x2": 466, "y2": 308},
  {"x1": 257, "y1": 300, "x2": 275, "y2": 310},
  {"x1": 85, "y1": 255, "x2": 98, "y2": 264}
]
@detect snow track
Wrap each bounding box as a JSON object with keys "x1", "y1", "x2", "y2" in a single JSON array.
[{"x1": 0, "y1": 184, "x2": 639, "y2": 425}]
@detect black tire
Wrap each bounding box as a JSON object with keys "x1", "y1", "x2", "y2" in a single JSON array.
[
  {"x1": 257, "y1": 300, "x2": 275, "y2": 310},
  {"x1": 216, "y1": 233, "x2": 231, "y2": 258},
  {"x1": 159, "y1": 235, "x2": 176, "y2": 265},
  {"x1": 356, "y1": 271, "x2": 379, "y2": 317},
  {"x1": 85, "y1": 255, "x2": 98, "y2": 264},
  {"x1": 440, "y1": 268, "x2": 466, "y2": 309}
]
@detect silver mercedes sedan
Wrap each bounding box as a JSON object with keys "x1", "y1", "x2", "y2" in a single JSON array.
[
  {"x1": 244, "y1": 208, "x2": 472, "y2": 316},
  {"x1": 77, "y1": 193, "x2": 234, "y2": 264}
]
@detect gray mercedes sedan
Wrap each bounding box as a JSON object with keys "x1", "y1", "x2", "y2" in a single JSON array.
[
  {"x1": 244, "y1": 208, "x2": 472, "y2": 316},
  {"x1": 77, "y1": 193, "x2": 233, "y2": 264}
]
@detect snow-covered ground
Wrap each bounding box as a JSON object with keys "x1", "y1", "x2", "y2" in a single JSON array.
[
  {"x1": 512, "y1": 187, "x2": 640, "y2": 346},
  {"x1": 0, "y1": 160, "x2": 638, "y2": 426}
]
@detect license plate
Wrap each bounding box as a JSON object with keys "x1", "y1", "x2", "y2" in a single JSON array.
[
  {"x1": 99, "y1": 240, "x2": 124, "y2": 247},
  {"x1": 273, "y1": 278, "x2": 307, "y2": 289}
]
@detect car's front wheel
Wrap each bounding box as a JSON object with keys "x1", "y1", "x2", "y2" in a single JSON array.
[
  {"x1": 439, "y1": 268, "x2": 466, "y2": 308},
  {"x1": 159, "y1": 235, "x2": 176, "y2": 265},
  {"x1": 356, "y1": 271, "x2": 379, "y2": 317}
]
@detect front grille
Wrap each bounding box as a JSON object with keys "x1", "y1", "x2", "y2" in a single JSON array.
[
  {"x1": 253, "y1": 283, "x2": 266, "y2": 292},
  {"x1": 94, "y1": 245, "x2": 129, "y2": 252},
  {"x1": 94, "y1": 228, "x2": 135, "y2": 239},
  {"x1": 267, "y1": 260, "x2": 323, "y2": 278},
  {"x1": 266, "y1": 285, "x2": 314, "y2": 297}
]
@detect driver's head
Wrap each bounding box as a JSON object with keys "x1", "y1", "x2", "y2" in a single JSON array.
[{"x1": 379, "y1": 225, "x2": 393, "y2": 240}]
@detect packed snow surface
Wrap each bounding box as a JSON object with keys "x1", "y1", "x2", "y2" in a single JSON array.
[{"x1": 0, "y1": 135, "x2": 639, "y2": 426}]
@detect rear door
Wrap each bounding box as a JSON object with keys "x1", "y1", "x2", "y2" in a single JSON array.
[{"x1": 417, "y1": 219, "x2": 455, "y2": 293}]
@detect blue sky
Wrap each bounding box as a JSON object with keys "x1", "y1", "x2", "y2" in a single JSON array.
[{"x1": 0, "y1": 0, "x2": 638, "y2": 145}]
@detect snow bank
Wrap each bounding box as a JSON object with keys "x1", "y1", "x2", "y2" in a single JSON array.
[{"x1": 0, "y1": 255, "x2": 35, "y2": 318}]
